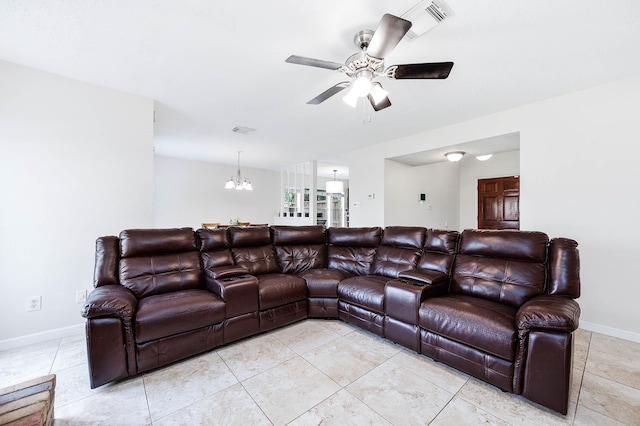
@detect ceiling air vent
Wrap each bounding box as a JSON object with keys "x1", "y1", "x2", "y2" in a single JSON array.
[
  {"x1": 232, "y1": 126, "x2": 256, "y2": 135},
  {"x1": 401, "y1": 0, "x2": 455, "y2": 39}
]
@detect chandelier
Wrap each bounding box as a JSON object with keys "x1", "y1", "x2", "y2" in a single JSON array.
[
  {"x1": 325, "y1": 169, "x2": 344, "y2": 194},
  {"x1": 224, "y1": 151, "x2": 252, "y2": 190}
]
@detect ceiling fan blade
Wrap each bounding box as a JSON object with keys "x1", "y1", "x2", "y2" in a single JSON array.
[
  {"x1": 286, "y1": 55, "x2": 344, "y2": 70},
  {"x1": 307, "y1": 82, "x2": 350, "y2": 105},
  {"x1": 388, "y1": 62, "x2": 454, "y2": 79},
  {"x1": 368, "y1": 92, "x2": 391, "y2": 111},
  {"x1": 366, "y1": 14, "x2": 412, "y2": 59}
]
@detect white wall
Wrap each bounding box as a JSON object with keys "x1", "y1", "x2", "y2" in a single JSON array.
[
  {"x1": 384, "y1": 159, "x2": 460, "y2": 229},
  {"x1": 459, "y1": 150, "x2": 520, "y2": 230},
  {"x1": 0, "y1": 61, "x2": 154, "y2": 345},
  {"x1": 154, "y1": 155, "x2": 280, "y2": 228},
  {"x1": 349, "y1": 73, "x2": 640, "y2": 341},
  {"x1": 519, "y1": 78, "x2": 639, "y2": 338},
  {"x1": 349, "y1": 157, "x2": 386, "y2": 226}
]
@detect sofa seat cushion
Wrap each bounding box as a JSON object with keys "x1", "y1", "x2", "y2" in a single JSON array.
[
  {"x1": 135, "y1": 289, "x2": 225, "y2": 344},
  {"x1": 337, "y1": 275, "x2": 388, "y2": 314},
  {"x1": 419, "y1": 294, "x2": 517, "y2": 361},
  {"x1": 257, "y1": 274, "x2": 308, "y2": 310},
  {"x1": 299, "y1": 268, "x2": 353, "y2": 297}
]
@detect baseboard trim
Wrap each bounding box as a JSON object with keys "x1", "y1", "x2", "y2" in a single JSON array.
[
  {"x1": 580, "y1": 320, "x2": 640, "y2": 343},
  {"x1": 0, "y1": 323, "x2": 85, "y2": 352}
]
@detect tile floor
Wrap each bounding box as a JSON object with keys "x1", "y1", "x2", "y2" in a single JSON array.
[{"x1": 1, "y1": 320, "x2": 639, "y2": 425}]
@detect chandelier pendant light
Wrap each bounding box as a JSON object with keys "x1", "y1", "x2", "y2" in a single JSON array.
[
  {"x1": 325, "y1": 169, "x2": 344, "y2": 194},
  {"x1": 224, "y1": 151, "x2": 252, "y2": 190}
]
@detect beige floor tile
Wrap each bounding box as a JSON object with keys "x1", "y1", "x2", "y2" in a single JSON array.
[
  {"x1": 143, "y1": 351, "x2": 238, "y2": 421},
  {"x1": 288, "y1": 389, "x2": 392, "y2": 425},
  {"x1": 586, "y1": 339, "x2": 640, "y2": 390},
  {"x1": 458, "y1": 378, "x2": 574, "y2": 425},
  {"x1": 153, "y1": 383, "x2": 271, "y2": 426},
  {"x1": 55, "y1": 377, "x2": 151, "y2": 425},
  {"x1": 4, "y1": 321, "x2": 640, "y2": 425},
  {"x1": 313, "y1": 318, "x2": 358, "y2": 336},
  {"x1": 346, "y1": 360, "x2": 454, "y2": 424},
  {"x1": 242, "y1": 356, "x2": 340, "y2": 426},
  {"x1": 578, "y1": 371, "x2": 640, "y2": 425},
  {"x1": 270, "y1": 320, "x2": 343, "y2": 354},
  {"x1": 53, "y1": 362, "x2": 100, "y2": 407},
  {"x1": 344, "y1": 328, "x2": 402, "y2": 358},
  {"x1": 217, "y1": 334, "x2": 297, "y2": 381},
  {"x1": 431, "y1": 397, "x2": 509, "y2": 425},
  {"x1": 301, "y1": 335, "x2": 392, "y2": 386},
  {"x1": 388, "y1": 349, "x2": 469, "y2": 394},
  {"x1": 0, "y1": 338, "x2": 59, "y2": 387},
  {"x1": 573, "y1": 404, "x2": 627, "y2": 425},
  {"x1": 574, "y1": 339, "x2": 589, "y2": 372},
  {"x1": 589, "y1": 332, "x2": 640, "y2": 357},
  {"x1": 574, "y1": 328, "x2": 592, "y2": 348},
  {"x1": 571, "y1": 368, "x2": 585, "y2": 404},
  {"x1": 51, "y1": 335, "x2": 87, "y2": 372}
]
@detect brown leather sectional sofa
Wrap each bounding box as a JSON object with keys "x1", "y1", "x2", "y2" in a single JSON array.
[{"x1": 82, "y1": 225, "x2": 581, "y2": 414}]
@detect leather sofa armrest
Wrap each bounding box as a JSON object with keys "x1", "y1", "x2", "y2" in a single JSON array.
[
  {"x1": 81, "y1": 285, "x2": 137, "y2": 320},
  {"x1": 385, "y1": 279, "x2": 448, "y2": 324},
  {"x1": 204, "y1": 264, "x2": 250, "y2": 280},
  {"x1": 516, "y1": 295, "x2": 580, "y2": 333},
  {"x1": 398, "y1": 268, "x2": 449, "y2": 285},
  {"x1": 205, "y1": 274, "x2": 259, "y2": 317}
]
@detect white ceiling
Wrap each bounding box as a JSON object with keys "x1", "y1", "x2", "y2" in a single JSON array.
[{"x1": 2, "y1": 1, "x2": 640, "y2": 177}]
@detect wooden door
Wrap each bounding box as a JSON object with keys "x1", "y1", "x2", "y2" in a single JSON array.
[{"x1": 477, "y1": 176, "x2": 520, "y2": 229}]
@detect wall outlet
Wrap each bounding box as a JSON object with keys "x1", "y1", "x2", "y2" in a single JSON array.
[
  {"x1": 26, "y1": 296, "x2": 42, "y2": 312},
  {"x1": 75, "y1": 289, "x2": 88, "y2": 304}
]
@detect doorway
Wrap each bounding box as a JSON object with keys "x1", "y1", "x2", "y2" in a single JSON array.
[{"x1": 477, "y1": 176, "x2": 520, "y2": 229}]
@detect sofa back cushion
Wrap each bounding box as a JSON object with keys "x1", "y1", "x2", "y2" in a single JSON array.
[
  {"x1": 119, "y1": 228, "x2": 202, "y2": 299},
  {"x1": 370, "y1": 227, "x2": 425, "y2": 278},
  {"x1": 197, "y1": 228, "x2": 234, "y2": 269},
  {"x1": 327, "y1": 227, "x2": 381, "y2": 276},
  {"x1": 451, "y1": 229, "x2": 548, "y2": 307},
  {"x1": 228, "y1": 226, "x2": 280, "y2": 275},
  {"x1": 272, "y1": 226, "x2": 327, "y2": 274},
  {"x1": 416, "y1": 229, "x2": 460, "y2": 274}
]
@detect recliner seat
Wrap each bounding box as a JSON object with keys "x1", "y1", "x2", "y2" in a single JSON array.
[{"x1": 337, "y1": 226, "x2": 423, "y2": 337}]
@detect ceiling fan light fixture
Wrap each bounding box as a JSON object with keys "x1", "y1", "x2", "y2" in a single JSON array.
[
  {"x1": 445, "y1": 151, "x2": 465, "y2": 162},
  {"x1": 342, "y1": 88, "x2": 359, "y2": 108},
  {"x1": 476, "y1": 154, "x2": 493, "y2": 161},
  {"x1": 352, "y1": 70, "x2": 373, "y2": 97},
  {"x1": 369, "y1": 83, "x2": 389, "y2": 105}
]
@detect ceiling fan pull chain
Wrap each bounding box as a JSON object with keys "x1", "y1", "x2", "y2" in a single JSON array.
[{"x1": 362, "y1": 100, "x2": 371, "y2": 124}]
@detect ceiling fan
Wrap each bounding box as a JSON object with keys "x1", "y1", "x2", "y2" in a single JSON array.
[{"x1": 286, "y1": 13, "x2": 453, "y2": 111}]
